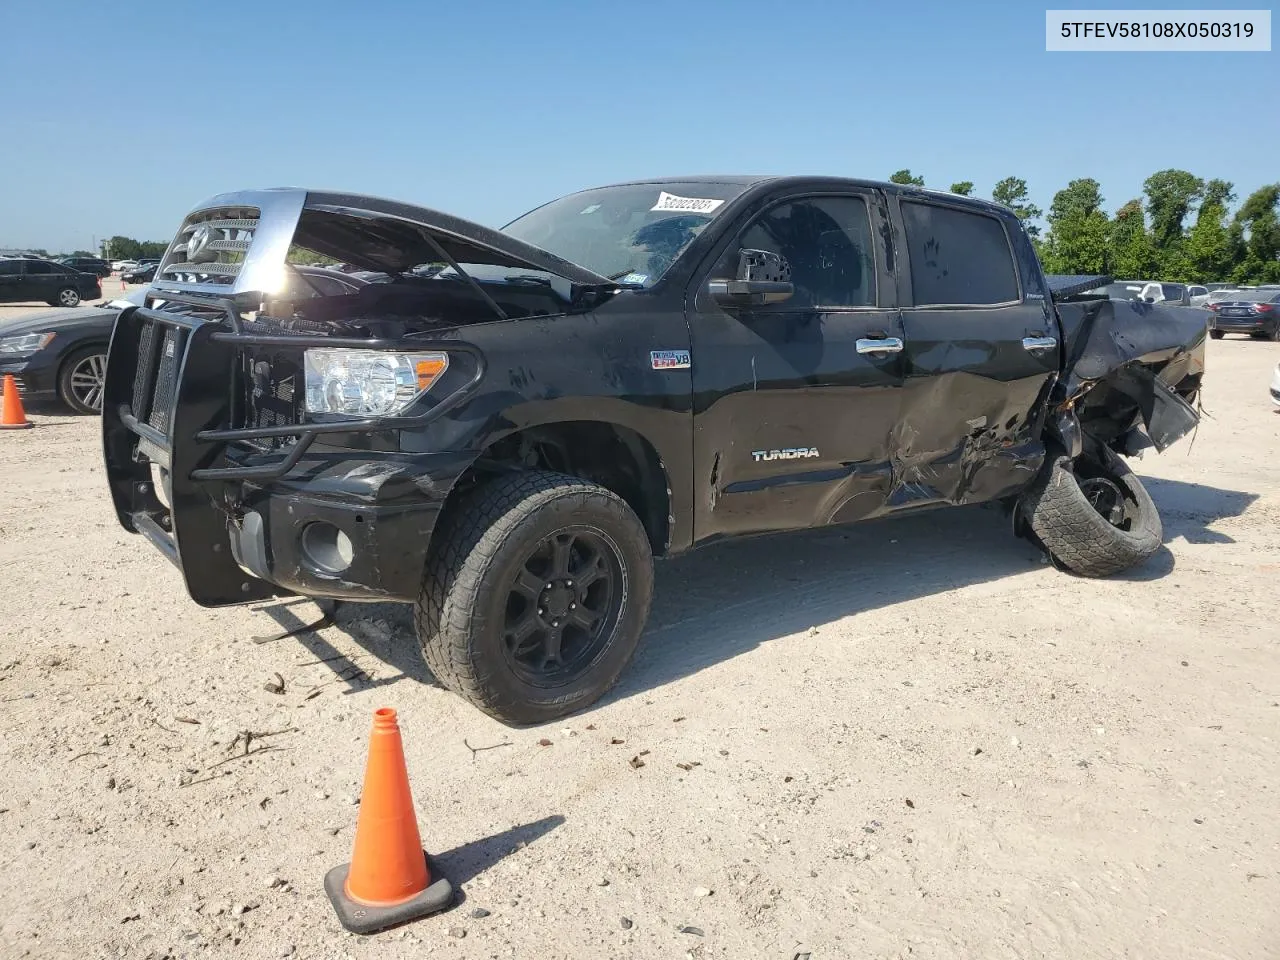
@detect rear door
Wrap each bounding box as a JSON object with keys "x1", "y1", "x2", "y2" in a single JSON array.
[
  {"x1": 890, "y1": 197, "x2": 1058, "y2": 508},
  {"x1": 19, "y1": 260, "x2": 57, "y2": 300},
  {"x1": 686, "y1": 188, "x2": 906, "y2": 539},
  {"x1": 0, "y1": 260, "x2": 22, "y2": 302}
]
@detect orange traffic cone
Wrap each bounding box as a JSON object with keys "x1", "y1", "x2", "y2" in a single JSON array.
[
  {"x1": 1, "y1": 375, "x2": 32, "y2": 430},
  {"x1": 324, "y1": 708, "x2": 453, "y2": 933}
]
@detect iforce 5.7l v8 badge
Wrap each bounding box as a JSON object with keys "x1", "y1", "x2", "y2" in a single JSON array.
[{"x1": 650, "y1": 350, "x2": 691, "y2": 370}]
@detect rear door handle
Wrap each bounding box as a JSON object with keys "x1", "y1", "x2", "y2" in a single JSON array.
[
  {"x1": 856, "y1": 337, "x2": 904, "y2": 355},
  {"x1": 1022, "y1": 336, "x2": 1057, "y2": 352}
]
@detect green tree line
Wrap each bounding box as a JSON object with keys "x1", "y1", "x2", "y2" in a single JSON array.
[
  {"x1": 887, "y1": 169, "x2": 1280, "y2": 284},
  {"x1": 102, "y1": 236, "x2": 170, "y2": 259}
]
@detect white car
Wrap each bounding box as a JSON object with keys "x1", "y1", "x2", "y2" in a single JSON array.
[
  {"x1": 1270, "y1": 362, "x2": 1280, "y2": 409},
  {"x1": 112, "y1": 260, "x2": 140, "y2": 273}
]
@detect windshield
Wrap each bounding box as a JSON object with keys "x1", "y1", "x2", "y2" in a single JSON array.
[{"x1": 501, "y1": 182, "x2": 749, "y2": 286}]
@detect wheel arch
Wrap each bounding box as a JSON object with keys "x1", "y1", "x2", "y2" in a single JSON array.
[{"x1": 441, "y1": 419, "x2": 674, "y2": 557}]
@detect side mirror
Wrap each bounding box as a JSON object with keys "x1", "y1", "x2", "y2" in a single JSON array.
[{"x1": 708, "y1": 248, "x2": 794, "y2": 308}]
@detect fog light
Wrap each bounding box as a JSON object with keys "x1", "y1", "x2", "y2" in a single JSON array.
[{"x1": 300, "y1": 522, "x2": 354, "y2": 575}]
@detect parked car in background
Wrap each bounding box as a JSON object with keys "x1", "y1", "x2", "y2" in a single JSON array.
[
  {"x1": 0, "y1": 288, "x2": 140, "y2": 413},
  {"x1": 1090, "y1": 280, "x2": 1147, "y2": 300},
  {"x1": 57, "y1": 256, "x2": 112, "y2": 278},
  {"x1": 1138, "y1": 282, "x2": 1194, "y2": 306},
  {"x1": 1208, "y1": 291, "x2": 1280, "y2": 340},
  {"x1": 1183, "y1": 284, "x2": 1210, "y2": 305},
  {"x1": 122, "y1": 263, "x2": 158, "y2": 283},
  {"x1": 1191, "y1": 286, "x2": 1234, "y2": 307},
  {"x1": 1204, "y1": 288, "x2": 1245, "y2": 307},
  {"x1": 0, "y1": 266, "x2": 368, "y2": 415},
  {"x1": 113, "y1": 260, "x2": 140, "y2": 273},
  {"x1": 0, "y1": 257, "x2": 102, "y2": 307}
]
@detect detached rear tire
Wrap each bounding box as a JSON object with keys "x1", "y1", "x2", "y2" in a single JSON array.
[
  {"x1": 1019, "y1": 445, "x2": 1162, "y2": 578},
  {"x1": 415, "y1": 470, "x2": 654, "y2": 726}
]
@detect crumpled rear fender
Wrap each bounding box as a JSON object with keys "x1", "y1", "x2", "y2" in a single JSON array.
[{"x1": 1052, "y1": 298, "x2": 1207, "y2": 454}]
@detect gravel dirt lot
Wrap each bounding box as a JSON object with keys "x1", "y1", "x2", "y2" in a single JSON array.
[{"x1": 1, "y1": 332, "x2": 1278, "y2": 960}]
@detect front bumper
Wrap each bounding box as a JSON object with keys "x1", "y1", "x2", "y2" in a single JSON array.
[
  {"x1": 0, "y1": 355, "x2": 57, "y2": 399},
  {"x1": 222, "y1": 454, "x2": 473, "y2": 602},
  {"x1": 101, "y1": 298, "x2": 481, "y2": 607}
]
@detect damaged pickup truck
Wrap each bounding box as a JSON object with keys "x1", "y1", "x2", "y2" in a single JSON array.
[{"x1": 102, "y1": 178, "x2": 1206, "y2": 724}]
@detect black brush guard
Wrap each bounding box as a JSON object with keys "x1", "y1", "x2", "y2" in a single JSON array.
[{"x1": 101, "y1": 294, "x2": 482, "y2": 606}]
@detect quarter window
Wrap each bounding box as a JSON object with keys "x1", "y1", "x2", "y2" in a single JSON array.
[
  {"x1": 729, "y1": 196, "x2": 876, "y2": 308},
  {"x1": 901, "y1": 202, "x2": 1019, "y2": 306}
]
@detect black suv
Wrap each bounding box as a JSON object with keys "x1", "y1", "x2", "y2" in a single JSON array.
[
  {"x1": 102, "y1": 179, "x2": 1206, "y2": 724},
  {"x1": 58, "y1": 257, "x2": 113, "y2": 278},
  {"x1": 0, "y1": 258, "x2": 102, "y2": 307}
]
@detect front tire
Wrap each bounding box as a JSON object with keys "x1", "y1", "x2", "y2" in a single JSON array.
[
  {"x1": 57, "y1": 346, "x2": 107, "y2": 414},
  {"x1": 1018, "y1": 445, "x2": 1162, "y2": 578},
  {"x1": 1209, "y1": 329, "x2": 1225, "y2": 340},
  {"x1": 54, "y1": 287, "x2": 81, "y2": 307},
  {"x1": 415, "y1": 471, "x2": 654, "y2": 726}
]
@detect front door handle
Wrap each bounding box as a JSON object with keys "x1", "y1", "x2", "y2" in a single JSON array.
[
  {"x1": 1022, "y1": 336, "x2": 1057, "y2": 352},
  {"x1": 856, "y1": 337, "x2": 904, "y2": 355}
]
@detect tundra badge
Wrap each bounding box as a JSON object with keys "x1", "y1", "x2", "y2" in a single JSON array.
[{"x1": 751, "y1": 448, "x2": 820, "y2": 462}]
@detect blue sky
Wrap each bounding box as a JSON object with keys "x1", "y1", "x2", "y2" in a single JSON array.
[{"x1": 1, "y1": 0, "x2": 1275, "y2": 252}]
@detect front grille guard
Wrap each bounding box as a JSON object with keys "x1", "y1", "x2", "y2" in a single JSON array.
[
  {"x1": 102, "y1": 291, "x2": 485, "y2": 606},
  {"x1": 115, "y1": 291, "x2": 485, "y2": 484}
]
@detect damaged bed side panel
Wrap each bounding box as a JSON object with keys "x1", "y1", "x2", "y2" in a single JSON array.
[{"x1": 1056, "y1": 298, "x2": 1207, "y2": 451}]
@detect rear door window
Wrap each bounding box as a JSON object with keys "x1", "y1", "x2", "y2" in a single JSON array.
[{"x1": 901, "y1": 202, "x2": 1019, "y2": 306}]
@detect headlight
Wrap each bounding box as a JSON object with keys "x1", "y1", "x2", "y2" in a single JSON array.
[
  {"x1": 303, "y1": 348, "x2": 449, "y2": 417},
  {"x1": 0, "y1": 332, "x2": 56, "y2": 354}
]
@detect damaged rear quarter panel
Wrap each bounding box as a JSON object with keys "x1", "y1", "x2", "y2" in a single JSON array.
[{"x1": 1056, "y1": 298, "x2": 1207, "y2": 448}]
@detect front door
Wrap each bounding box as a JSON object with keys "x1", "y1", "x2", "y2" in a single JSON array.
[
  {"x1": 686, "y1": 190, "x2": 907, "y2": 541},
  {"x1": 890, "y1": 197, "x2": 1059, "y2": 508}
]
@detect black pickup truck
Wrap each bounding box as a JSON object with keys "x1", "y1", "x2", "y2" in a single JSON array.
[{"x1": 102, "y1": 178, "x2": 1206, "y2": 724}]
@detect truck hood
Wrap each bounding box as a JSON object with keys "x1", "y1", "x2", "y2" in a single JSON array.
[{"x1": 152, "y1": 188, "x2": 614, "y2": 300}]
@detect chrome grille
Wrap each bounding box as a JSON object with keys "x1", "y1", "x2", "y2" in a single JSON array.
[{"x1": 159, "y1": 206, "x2": 261, "y2": 288}]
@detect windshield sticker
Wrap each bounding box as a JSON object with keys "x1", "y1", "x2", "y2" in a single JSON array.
[
  {"x1": 650, "y1": 349, "x2": 691, "y2": 371},
  {"x1": 650, "y1": 192, "x2": 725, "y2": 215},
  {"x1": 579, "y1": 204, "x2": 601, "y2": 215},
  {"x1": 619, "y1": 272, "x2": 648, "y2": 285}
]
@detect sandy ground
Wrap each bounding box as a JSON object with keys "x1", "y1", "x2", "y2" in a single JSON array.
[{"x1": 1, "y1": 333, "x2": 1278, "y2": 960}]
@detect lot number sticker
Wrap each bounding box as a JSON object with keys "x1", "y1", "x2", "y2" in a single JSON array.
[{"x1": 651, "y1": 192, "x2": 725, "y2": 214}]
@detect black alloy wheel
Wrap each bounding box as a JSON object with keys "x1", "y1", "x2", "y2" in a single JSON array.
[{"x1": 502, "y1": 528, "x2": 624, "y2": 686}]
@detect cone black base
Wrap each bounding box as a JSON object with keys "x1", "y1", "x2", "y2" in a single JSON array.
[{"x1": 325, "y1": 852, "x2": 453, "y2": 934}]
